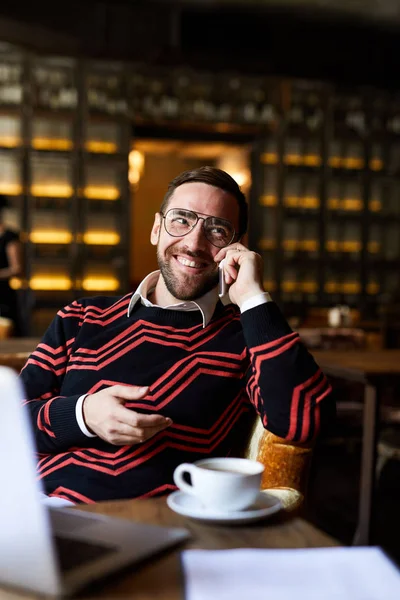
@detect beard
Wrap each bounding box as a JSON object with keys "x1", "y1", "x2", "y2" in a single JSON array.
[{"x1": 157, "y1": 246, "x2": 219, "y2": 301}]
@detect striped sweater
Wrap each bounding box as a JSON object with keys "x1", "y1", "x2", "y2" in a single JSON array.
[{"x1": 20, "y1": 295, "x2": 333, "y2": 504}]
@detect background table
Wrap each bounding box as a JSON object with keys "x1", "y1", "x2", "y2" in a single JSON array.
[
  {"x1": 0, "y1": 338, "x2": 39, "y2": 371},
  {"x1": 314, "y1": 349, "x2": 400, "y2": 546}
]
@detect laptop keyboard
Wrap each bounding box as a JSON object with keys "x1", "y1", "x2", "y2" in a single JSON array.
[{"x1": 54, "y1": 535, "x2": 117, "y2": 572}]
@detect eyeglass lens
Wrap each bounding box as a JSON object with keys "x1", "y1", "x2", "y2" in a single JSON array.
[{"x1": 164, "y1": 209, "x2": 235, "y2": 248}]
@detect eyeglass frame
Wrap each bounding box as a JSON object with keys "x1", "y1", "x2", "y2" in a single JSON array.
[{"x1": 159, "y1": 208, "x2": 237, "y2": 248}]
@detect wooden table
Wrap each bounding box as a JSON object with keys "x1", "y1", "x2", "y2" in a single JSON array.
[
  {"x1": 0, "y1": 497, "x2": 339, "y2": 599},
  {"x1": 314, "y1": 349, "x2": 400, "y2": 546},
  {"x1": 0, "y1": 338, "x2": 39, "y2": 371}
]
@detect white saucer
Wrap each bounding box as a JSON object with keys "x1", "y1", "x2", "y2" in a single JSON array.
[{"x1": 166, "y1": 491, "x2": 282, "y2": 525}]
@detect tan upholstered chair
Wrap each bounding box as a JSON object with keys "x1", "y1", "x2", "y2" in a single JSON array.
[{"x1": 242, "y1": 418, "x2": 314, "y2": 508}]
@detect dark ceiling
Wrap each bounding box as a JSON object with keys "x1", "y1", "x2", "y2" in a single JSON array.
[{"x1": 0, "y1": 0, "x2": 399, "y2": 89}]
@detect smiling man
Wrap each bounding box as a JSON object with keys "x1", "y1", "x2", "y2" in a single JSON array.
[{"x1": 20, "y1": 166, "x2": 334, "y2": 504}]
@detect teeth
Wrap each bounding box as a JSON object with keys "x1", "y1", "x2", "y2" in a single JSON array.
[{"x1": 177, "y1": 256, "x2": 204, "y2": 268}]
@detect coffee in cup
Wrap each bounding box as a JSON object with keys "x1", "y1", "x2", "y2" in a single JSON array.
[{"x1": 173, "y1": 457, "x2": 264, "y2": 512}]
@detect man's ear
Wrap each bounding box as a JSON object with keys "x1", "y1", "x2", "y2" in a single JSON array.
[{"x1": 150, "y1": 213, "x2": 161, "y2": 246}]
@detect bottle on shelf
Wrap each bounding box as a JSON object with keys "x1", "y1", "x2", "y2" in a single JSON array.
[
  {"x1": 259, "y1": 166, "x2": 278, "y2": 207},
  {"x1": 342, "y1": 180, "x2": 363, "y2": 212},
  {"x1": 0, "y1": 115, "x2": 21, "y2": 147},
  {"x1": 284, "y1": 174, "x2": 301, "y2": 208},
  {"x1": 369, "y1": 143, "x2": 384, "y2": 172},
  {"x1": 260, "y1": 138, "x2": 279, "y2": 166},
  {"x1": 0, "y1": 151, "x2": 22, "y2": 195}
]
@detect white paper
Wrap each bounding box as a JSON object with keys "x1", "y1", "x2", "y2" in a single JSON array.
[{"x1": 182, "y1": 547, "x2": 400, "y2": 600}]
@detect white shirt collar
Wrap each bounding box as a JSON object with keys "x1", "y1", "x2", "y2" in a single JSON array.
[{"x1": 127, "y1": 270, "x2": 219, "y2": 328}]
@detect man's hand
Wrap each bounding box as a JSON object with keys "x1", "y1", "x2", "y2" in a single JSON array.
[
  {"x1": 214, "y1": 243, "x2": 265, "y2": 308},
  {"x1": 83, "y1": 385, "x2": 172, "y2": 445}
]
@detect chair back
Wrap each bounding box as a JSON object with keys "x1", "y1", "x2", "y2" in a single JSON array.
[{"x1": 242, "y1": 418, "x2": 314, "y2": 495}]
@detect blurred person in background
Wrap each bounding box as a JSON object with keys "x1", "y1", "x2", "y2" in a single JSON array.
[{"x1": 0, "y1": 194, "x2": 22, "y2": 336}]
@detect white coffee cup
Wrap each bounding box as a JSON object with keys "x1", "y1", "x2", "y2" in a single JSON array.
[{"x1": 173, "y1": 457, "x2": 264, "y2": 513}]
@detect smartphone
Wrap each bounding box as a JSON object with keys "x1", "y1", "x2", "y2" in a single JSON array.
[{"x1": 218, "y1": 259, "x2": 228, "y2": 298}]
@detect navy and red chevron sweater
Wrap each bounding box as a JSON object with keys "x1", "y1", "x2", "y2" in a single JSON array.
[{"x1": 20, "y1": 294, "x2": 334, "y2": 504}]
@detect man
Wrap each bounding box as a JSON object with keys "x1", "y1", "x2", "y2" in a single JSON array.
[{"x1": 21, "y1": 166, "x2": 333, "y2": 504}]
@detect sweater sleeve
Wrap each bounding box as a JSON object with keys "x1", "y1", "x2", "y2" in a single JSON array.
[
  {"x1": 19, "y1": 300, "x2": 93, "y2": 453},
  {"x1": 241, "y1": 302, "x2": 335, "y2": 442}
]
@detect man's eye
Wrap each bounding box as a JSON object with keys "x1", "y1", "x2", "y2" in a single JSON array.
[
  {"x1": 173, "y1": 217, "x2": 190, "y2": 226},
  {"x1": 210, "y1": 227, "x2": 229, "y2": 237}
]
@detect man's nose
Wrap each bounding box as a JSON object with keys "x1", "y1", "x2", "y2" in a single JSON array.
[{"x1": 184, "y1": 219, "x2": 208, "y2": 248}]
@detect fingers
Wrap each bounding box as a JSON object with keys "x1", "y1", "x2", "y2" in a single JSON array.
[
  {"x1": 115, "y1": 404, "x2": 172, "y2": 429},
  {"x1": 215, "y1": 244, "x2": 252, "y2": 283},
  {"x1": 102, "y1": 416, "x2": 172, "y2": 446},
  {"x1": 109, "y1": 384, "x2": 150, "y2": 401},
  {"x1": 214, "y1": 242, "x2": 247, "y2": 264},
  {"x1": 83, "y1": 385, "x2": 173, "y2": 445}
]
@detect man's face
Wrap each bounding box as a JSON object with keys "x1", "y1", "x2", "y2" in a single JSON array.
[{"x1": 151, "y1": 182, "x2": 240, "y2": 301}]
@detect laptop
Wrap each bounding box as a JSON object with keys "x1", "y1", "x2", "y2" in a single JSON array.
[{"x1": 0, "y1": 366, "x2": 190, "y2": 597}]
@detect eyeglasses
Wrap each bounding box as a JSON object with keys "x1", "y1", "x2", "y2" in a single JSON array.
[{"x1": 160, "y1": 208, "x2": 236, "y2": 248}]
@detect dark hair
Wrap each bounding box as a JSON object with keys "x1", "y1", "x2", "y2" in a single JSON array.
[
  {"x1": 160, "y1": 166, "x2": 248, "y2": 238},
  {"x1": 0, "y1": 195, "x2": 8, "y2": 210}
]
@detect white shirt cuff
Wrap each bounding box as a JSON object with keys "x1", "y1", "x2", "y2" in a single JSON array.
[
  {"x1": 75, "y1": 394, "x2": 97, "y2": 437},
  {"x1": 240, "y1": 292, "x2": 273, "y2": 314}
]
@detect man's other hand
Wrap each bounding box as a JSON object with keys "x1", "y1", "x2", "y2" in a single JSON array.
[{"x1": 82, "y1": 385, "x2": 173, "y2": 445}]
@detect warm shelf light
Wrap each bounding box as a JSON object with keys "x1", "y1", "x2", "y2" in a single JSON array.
[
  {"x1": 32, "y1": 138, "x2": 73, "y2": 151},
  {"x1": 284, "y1": 154, "x2": 302, "y2": 166},
  {"x1": 367, "y1": 282, "x2": 380, "y2": 294},
  {"x1": 342, "y1": 282, "x2": 361, "y2": 293},
  {"x1": 344, "y1": 158, "x2": 364, "y2": 169},
  {"x1": 0, "y1": 183, "x2": 23, "y2": 195},
  {"x1": 342, "y1": 241, "x2": 362, "y2": 253},
  {"x1": 30, "y1": 230, "x2": 73, "y2": 244},
  {"x1": 9, "y1": 277, "x2": 22, "y2": 290},
  {"x1": 303, "y1": 155, "x2": 322, "y2": 167},
  {"x1": 0, "y1": 136, "x2": 21, "y2": 147},
  {"x1": 302, "y1": 196, "x2": 320, "y2": 209},
  {"x1": 259, "y1": 195, "x2": 277, "y2": 206},
  {"x1": 30, "y1": 276, "x2": 72, "y2": 290},
  {"x1": 342, "y1": 199, "x2": 363, "y2": 211},
  {"x1": 281, "y1": 281, "x2": 297, "y2": 292},
  {"x1": 260, "y1": 152, "x2": 278, "y2": 165},
  {"x1": 369, "y1": 200, "x2": 382, "y2": 212},
  {"x1": 83, "y1": 186, "x2": 119, "y2": 200},
  {"x1": 301, "y1": 281, "x2": 318, "y2": 293},
  {"x1": 328, "y1": 156, "x2": 342, "y2": 168},
  {"x1": 369, "y1": 159, "x2": 383, "y2": 171},
  {"x1": 368, "y1": 241, "x2": 380, "y2": 254},
  {"x1": 263, "y1": 280, "x2": 276, "y2": 292},
  {"x1": 325, "y1": 282, "x2": 340, "y2": 293},
  {"x1": 229, "y1": 170, "x2": 250, "y2": 188},
  {"x1": 83, "y1": 231, "x2": 120, "y2": 245},
  {"x1": 326, "y1": 240, "x2": 341, "y2": 252},
  {"x1": 31, "y1": 184, "x2": 73, "y2": 198},
  {"x1": 301, "y1": 240, "x2": 319, "y2": 251},
  {"x1": 327, "y1": 198, "x2": 341, "y2": 210},
  {"x1": 283, "y1": 240, "x2": 299, "y2": 251},
  {"x1": 128, "y1": 149, "x2": 145, "y2": 187},
  {"x1": 85, "y1": 141, "x2": 118, "y2": 153},
  {"x1": 258, "y1": 239, "x2": 276, "y2": 250},
  {"x1": 82, "y1": 277, "x2": 119, "y2": 291},
  {"x1": 284, "y1": 196, "x2": 299, "y2": 207}
]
